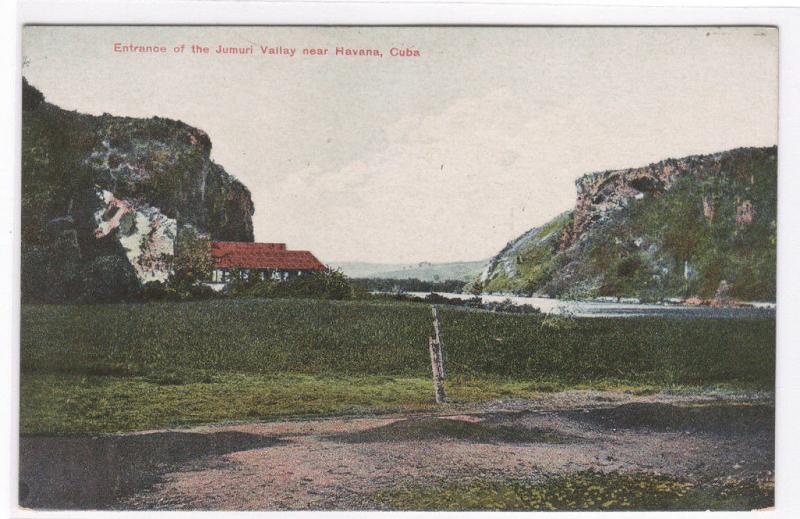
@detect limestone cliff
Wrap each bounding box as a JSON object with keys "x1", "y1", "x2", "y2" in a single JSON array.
[
  {"x1": 478, "y1": 146, "x2": 777, "y2": 301},
  {"x1": 21, "y1": 78, "x2": 255, "y2": 302}
]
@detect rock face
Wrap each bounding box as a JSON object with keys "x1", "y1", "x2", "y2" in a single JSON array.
[
  {"x1": 92, "y1": 189, "x2": 178, "y2": 283},
  {"x1": 478, "y1": 146, "x2": 777, "y2": 301},
  {"x1": 560, "y1": 148, "x2": 775, "y2": 251},
  {"x1": 21, "y1": 78, "x2": 255, "y2": 302}
]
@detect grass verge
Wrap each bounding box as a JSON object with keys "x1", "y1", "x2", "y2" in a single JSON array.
[
  {"x1": 21, "y1": 370, "x2": 759, "y2": 435},
  {"x1": 374, "y1": 471, "x2": 774, "y2": 511},
  {"x1": 21, "y1": 371, "x2": 689, "y2": 435}
]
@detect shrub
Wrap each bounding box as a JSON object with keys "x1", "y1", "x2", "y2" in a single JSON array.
[
  {"x1": 79, "y1": 255, "x2": 141, "y2": 303},
  {"x1": 186, "y1": 282, "x2": 221, "y2": 300},
  {"x1": 141, "y1": 278, "x2": 222, "y2": 302},
  {"x1": 141, "y1": 280, "x2": 169, "y2": 301},
  {"x1": 171, "y1": 227, "x2": 213, "y2": 285},
  {"x1": 232, "y1": 268, "x2": 357, "y2": 300}
]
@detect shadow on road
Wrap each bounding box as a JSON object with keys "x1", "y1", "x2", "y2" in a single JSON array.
[
  {"x1": 570, "y1": 402, "x2": 774, "y2": 436},
  {"x1": 19, "y1": 430, "x2": 285, "y2": 510},
  {"x1": 325, "y1": 416, "x2": 574, "y2": 445}
]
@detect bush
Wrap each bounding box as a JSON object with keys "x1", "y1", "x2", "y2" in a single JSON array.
[
  {"x1": 141, "y1": 279, "x2": 222, "y2": 302},
  {"x1": 171, "y1": 227, "x2": 213, "y2": 285},
  {"x1": 186, "y1": 282, "x2": 220, "y2": 300},
  {"x1": 288, "y1": 268, "x2": 357, "y2": 300},
  {"x1": 228, "y1": 268, "x2": 358, "y2": 300},
  {"x1": 141, "y1": 280, "x2": 170, "y2": 301},
  {"x1": 79, "y1": 255, "x2": 141, "y2": 303},
  {"x1": 482, "y1": 298, "x2": 541, "y2": 314}
]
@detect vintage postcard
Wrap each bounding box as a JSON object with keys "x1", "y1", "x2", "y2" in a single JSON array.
[{"x1": 18, "y1": 25, "x2": 777, "y2": 511}]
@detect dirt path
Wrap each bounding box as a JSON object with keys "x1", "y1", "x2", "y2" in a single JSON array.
[{"x1": 19, "y1": 389, "x2": 774, "y2": 511}]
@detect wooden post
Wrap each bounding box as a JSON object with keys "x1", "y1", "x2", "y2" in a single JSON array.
[
  {"x1": 428, "y1": 336, "x2": 446, "y2": 403},
  {"x1": 431, "y1": 305, "x2": 446, "y2": 379}
]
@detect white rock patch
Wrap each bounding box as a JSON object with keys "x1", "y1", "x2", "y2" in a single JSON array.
[{"x1": 94, "y1": 189, "x2": 177, "y2": 283}]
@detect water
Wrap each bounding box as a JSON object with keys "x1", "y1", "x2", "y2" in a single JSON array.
[{"x1": 401, "y1": 292, "x2": 776, "y2": 318}]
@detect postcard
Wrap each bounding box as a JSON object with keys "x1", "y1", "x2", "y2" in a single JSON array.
[{"x1": 18, "y1": 24, "x2": 777, "y2": 511}]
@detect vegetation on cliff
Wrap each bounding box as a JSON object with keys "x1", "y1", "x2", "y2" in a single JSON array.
[{"x1": 480, "y1": 147, "x2": 777, "y2": 301}]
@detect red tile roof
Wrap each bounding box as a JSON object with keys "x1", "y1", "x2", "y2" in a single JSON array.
[{"x1": 210, "y1": 242, "x2": 326, "y2": 271}]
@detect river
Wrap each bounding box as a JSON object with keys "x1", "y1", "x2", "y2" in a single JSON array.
[{"x1": 402, "y1": 292, "x2": 776, "y2": 318}]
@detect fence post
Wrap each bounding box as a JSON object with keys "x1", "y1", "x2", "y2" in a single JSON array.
[
  {"x1": 431, "y1": 305, "x2": 446, "y2": 379},
  {"x1": 428, "y1": 336, "x2": 446, "y2": 404}
]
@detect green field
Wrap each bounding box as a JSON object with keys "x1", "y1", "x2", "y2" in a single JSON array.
[{"x1": 20, "y1": 298, "x2": 774, "y2": 434}]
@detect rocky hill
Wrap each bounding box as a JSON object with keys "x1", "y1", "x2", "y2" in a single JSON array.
[
  {"x1": 21, "y1": 78, "x2": 255, "y2": 302},
  {"x1": 477, "y1": 146, "x2": 777, "y2": 302}
]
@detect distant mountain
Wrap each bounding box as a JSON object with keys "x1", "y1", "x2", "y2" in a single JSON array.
[
  {"x1": 475, "y1": 146, "x2": 777, "y2": 302},
  {"x1": 327, "y1": 262, "x2": 411, "y2": 279},
  {"x1": 332, "y1": 260, "x2": 488, "y2": 282}
]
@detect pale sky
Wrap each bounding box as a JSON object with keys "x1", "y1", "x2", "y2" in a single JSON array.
[{"x1": 22, "y1": 26, "x2": 778, "y2": 263}]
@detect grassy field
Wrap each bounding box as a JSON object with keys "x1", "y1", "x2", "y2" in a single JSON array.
[{"x1": 20, "y1": 298, "x2": 774, "y2": 434}]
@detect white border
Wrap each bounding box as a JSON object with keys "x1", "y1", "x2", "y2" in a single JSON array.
[{"x1": 4, "y1": 1, "x2": 800, "y2": 519}]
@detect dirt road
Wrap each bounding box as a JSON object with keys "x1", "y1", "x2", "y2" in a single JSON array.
[{"x1": 19, "y1": 389, "x2": 774, "y2": 511}]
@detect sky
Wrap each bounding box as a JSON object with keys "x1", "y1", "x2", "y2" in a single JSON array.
[{"x1": 22, "y1": 26, "x2": 778, "y2": 263}]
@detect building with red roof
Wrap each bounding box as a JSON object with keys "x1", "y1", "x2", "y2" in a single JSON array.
[{"x1": 208, "y1": 241, "x2": 326, "y2": 286}]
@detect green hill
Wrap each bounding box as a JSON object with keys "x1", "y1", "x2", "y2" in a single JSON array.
[{"x1": 333, "y1": 260, "x2": 487, "y2": 282}]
